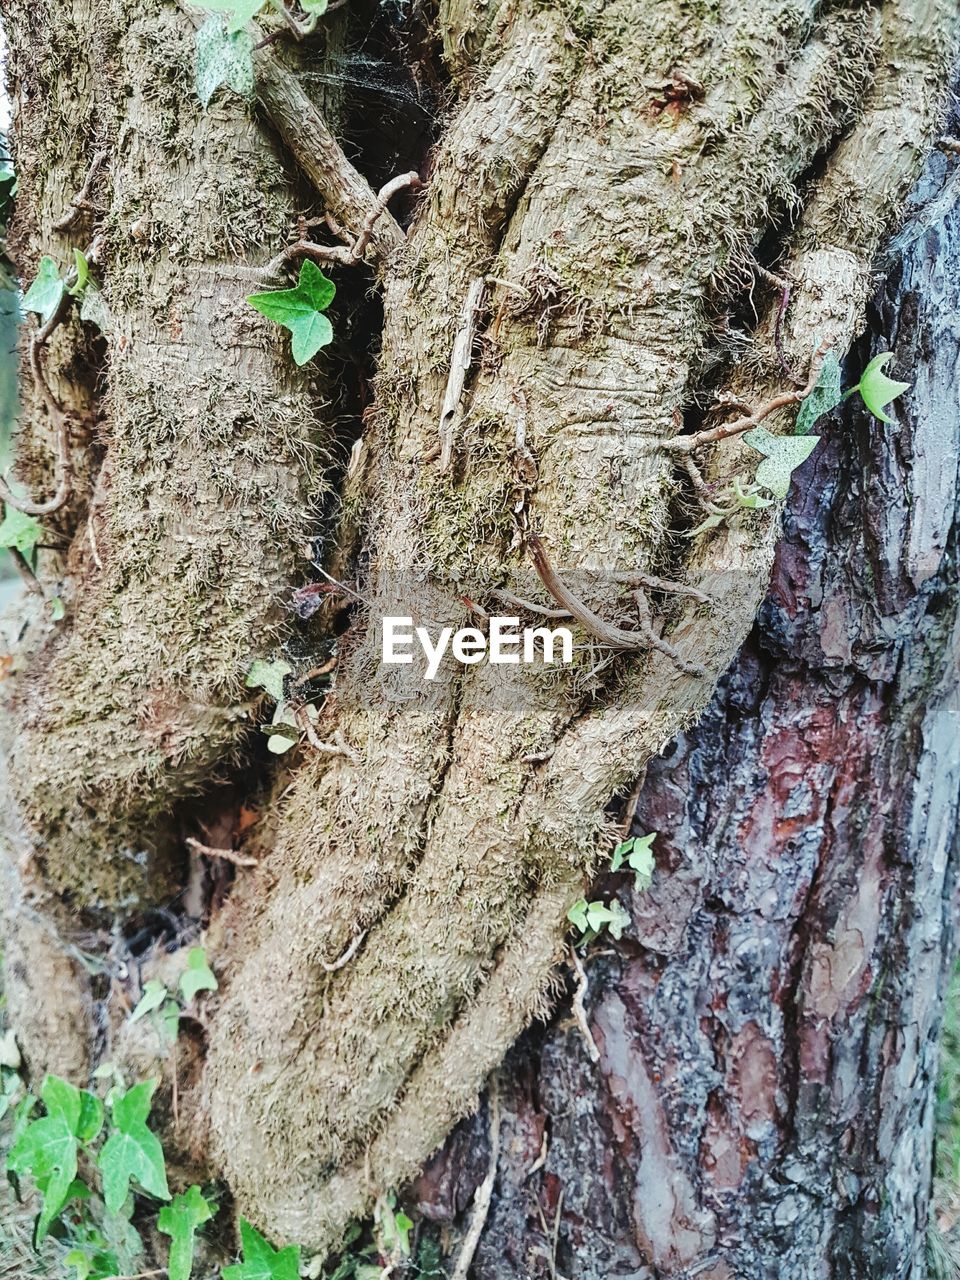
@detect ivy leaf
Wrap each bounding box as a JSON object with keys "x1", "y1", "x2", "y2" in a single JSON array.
[
  {"x1": 195, "y1": 16, "x2": 255, "y2": 109},
  {"x1": 129, "y1": 980, "x2": 169, "y2": 1024},
  {"x1": 223, "y1": 1218, "x2": 301, "y2": 1280},
  {"x1": 588, "y1": 899, "x2": 631, "y2": 940},
  {"x1": 98, "y1": 1080, "x2": 171, "y2": 1213},
  {"x1": 686, "y1": 511, "x2": 724, "y2": 538},
  {"x1": 68, "y1": 249, "x2": 90, "y2": 298},
  {"x1": 158, "y1": 1185, "x2": 215, "y2": 1280},
  {"x1": 159, "y1": 1000, "x2": 183, "y2": 1045},
  {"x1": 743, "y1": 427, "x2": 819, "y2": 499},
  {"x1": 22, "y1": 256, "x2": 65, "y2": 325},
  {"x1": 195, "y1": 0, "x2": 267, "y2": 34},
  {"x1": 566, "y1": 898, "x2": 589, "y2": 933},
  {"x1": 794, "y1": 350, "x2": 841, "y2": 435},
  {"x1": 245, "y1": 656, "x2": 293, "y2": 703},
  {"x1": 179, "y1": 947, "x2": 218, "y2": 1005},
  {"x1": 6, "y1": 1076, "x2": 104, "y2": 1244},
  {"x1": 0, "y1": 506, "x2": 43, "y2": 559},
  {"x1": 851, "y1": 351, "x2": 910, "y2": 424},
  {"x1": 247, "y1": 260, "x2": 336, "y2": 366},
  {"x1": 64, "y1": 1248, "x2": 122, "y2": 1280},
  {"x1": 612, "y1": 833, "x2": 656, "y2": 891}
]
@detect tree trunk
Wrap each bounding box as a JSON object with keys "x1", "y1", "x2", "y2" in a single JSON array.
[
  {"x1": 0, "y1": 0, "x2": 958, "y2": 1276},
  {"x1": 411, "y1": 148, "x2": 960, "y2": 1279}
]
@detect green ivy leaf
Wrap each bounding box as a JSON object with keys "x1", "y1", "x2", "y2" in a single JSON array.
[
  {"x1": 159, "y1": 1000, "x2": 183, "y2": 1045},
  {"x1": 195, "y1": 15, "x2": 255, "y2": 109},
  {"x1": 129, "y1": 980, "x2": 169, "y2": 1024},
  {"x1": 245, "y1": 656, "x2": 293, "y2": 702},
  {"x1": 794, "y1": 350, "x2": 841, "y2": 435},
  {"x1": 566, "y1": 898, "x2": 589, "y2": 933},
  {"x1": 22, "y1": 256, "x2": 65, "y2": 325},
  {"x1": 852, "y1": 352, "x2": 910, "y2": 424},
  {"x1": 743, "y1": 427, "x2": 819, "y2": 499},
  {"x1": 158, "y1": 1185, "x2": 216, "y2": 1280},
  {"x1": 247, "y1": 260, "x2": 336, "y2": 366},
  {"x1": 196, "y1": 0, "x2": 267, "y2": 34},
  {"x1": 612, "y1": 833, "x2": 656, "y2": 891},
  {"x1": 6, "y1": 1076, "x2": 104, "y2": 1244},
  {"x1": 98, "y1": 1080, "x2": 171, "y2": 1213},
  {"x1": 68, "y1": 249, "x2": 90, "y2": 298},
  {"x1": 686, "y1": 511, "x2": 724, "y2": 538},
  {"x1": 179, "y1": 947, "x2": 218, "y2": 1005},
  {"x1": 223, "y1": 1218, "x2": 301, "y2": 1280},
  {"x1": 0, "y1": 506, "x2": 43, "y2": 558},
  {"x1": 585, "y1": 899, "x2": 631, "y2": 940}
]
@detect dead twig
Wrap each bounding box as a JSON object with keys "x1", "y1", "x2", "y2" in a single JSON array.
[
  {"x1": 320, "y1": 928, "x2": 367, "y2": 973},
  {"x1": 8, "y1": 547, "x2": 43, "y2": 596},
  {"x1": 526, "y1": 1128, "x2": 549, "y2": 1177},
  {"x1": 0, "y1": 241, "x2": 103, "y2": 517},
  {"x1": 185, "y1": 836, "x2": 259, "y2": 868},
  {"x1": 263, "y1": 172, "x2": 421, "y2": 276},
  {"x1": 262, "y1": 173, "x2": 419, "y2": 270},
  {"x1": 535, "y1": 1189, "x2": 564, "y2": 1280},
  {"x1": 439, "y1": 276, "x2": 488, "y2": 468},
  {"x1": 753, "y1": 261, "x2": 799, "y2": 384},
  {"x1": 665, "y1": 341, "x2": 827, "y2": 455},
  {"x1": 52, "y1": 149, "x2": 109, "y2": 232},
  {"x1": 632, "y1": 587, "x2": 705, "y2": 677},
  {"x1": 527, "y1": 533, "x2": 672, "y2": 654},
  {"x1": 610, "y1": 569, "x2": 711, "y2": 605},
  {"x1": 492, "y1": 588, "x2": 572, "y2": 619},
  {"x1": 567, "y1": 945, "x2": 600, "y2": 1063},
  {"x1": 937, "y1": 136, "x2": 960, "y2": 155},
  {"x1": 295, "y1": 708, "x2": 361, "y2": 765},
  {"x1": 451, "y1": 1077, "x2": 501, "y2": 1280}
]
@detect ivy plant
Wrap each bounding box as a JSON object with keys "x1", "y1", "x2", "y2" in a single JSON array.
[
  {"x1": 245, "y1": 655, "x2": 320, "y2": 754},
  {"x1": 691, "y1": 347, "x2": 911, "y2": 537},
  {"x1": 0, "y1": 505, "x2": 44, "y2": 563},
  {"x1": 97, "y1": 1080, "x2": 171, "y2": 1213},
  {"x1": 223, "y1": 1217, "x2": 301, "y2": 1280},
  {"x1": 158, "y1": 1185, "x2": 216, "y2": 1280},
  {"x1": 247, "y1": 260, "x2": 336, "y2": 365},
  {"x1": 846, "y1": 351, "x2": 911, "y2": 424},
  {"x1": 22, "y1": 255, "x2": 66, "y2": 325},
  {"x1": 195, "y1": 17, "x2": 255, "y2": 109},
  {"x1": 129, "y1": 945, "x2": 219, "y2": 1043},
  {"x1": 611, "y1": 832, "x2": 657, "y2": 891},
  {"x1": 22, "y1": 252, "x2": 93, "y2": 324},
  {"x1": 567, "y1": 897, "x2": 631, "y2": 942},
  {"x1": 193, "y1": 0, "x2": 329, "y2": 106},
  {"x1": 7, "y1": 1075, "x2": 103, "y2": 1243}
]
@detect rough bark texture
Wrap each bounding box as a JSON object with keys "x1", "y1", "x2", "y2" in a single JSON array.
[
  {"x1": 413, "y1": 151, "x2": 960, "y2": 1279},
  {"x1": 0, "y1": 0, "x2": 958, "y2": 1274}
]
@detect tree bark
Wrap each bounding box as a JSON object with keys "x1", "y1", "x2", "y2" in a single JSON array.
[
  {"x1": 412, "y1": 148, "x2": 960, "y2": 1279},
  {"x1": 0, "y1": 0, "x2": 958, "y2": 1275}
]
